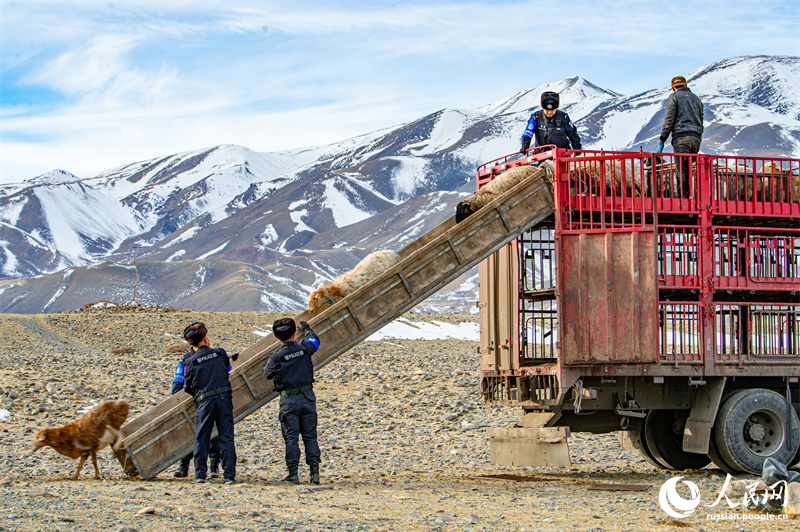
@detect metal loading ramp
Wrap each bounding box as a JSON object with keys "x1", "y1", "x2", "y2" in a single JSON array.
[{"x1": 118, "y1": 166, "x2": 554, "y2": 479}]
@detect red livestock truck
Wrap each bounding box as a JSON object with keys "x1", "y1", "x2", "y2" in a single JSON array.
[{"x1": 477, "y1": 146, "x2": 799, "y2": 475}]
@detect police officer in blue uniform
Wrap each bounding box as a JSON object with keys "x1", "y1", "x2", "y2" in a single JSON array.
[
  {"x1": 183, "y1": 322, "x2": 238, "y2": 484},
  {"x1": 520, "y1": 91, "x2": 582, "y2": 153},
  {"x1": 171, "y1": 350, "x2": 223, "y2": 479},
  {"x1": 262, "y1": 318, "x2": 321, "y2": 484}
]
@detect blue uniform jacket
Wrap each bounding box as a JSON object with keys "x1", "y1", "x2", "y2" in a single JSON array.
[
  {"x1": 183, "y1": 347, "x2": 232, "y2": 399},
  {"x1": 521, "y1": 109, "x2": 582, "y2": 150},
  {"x1": 173, "y1": 352, "x2": 231, "y2": 395},
  {"x1": 262, "y1": 329, "x2": 320, "y2": 391}
]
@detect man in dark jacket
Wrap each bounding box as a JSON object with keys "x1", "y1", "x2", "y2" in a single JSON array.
[
  {"x1": 658, "y1": 76, "x2": 704, "y2": 197},
  {"x1": 171, "y1": 350, "x2": 223, "y2": 479},
  {"x1": 520, "y1": 91, "x2": 582, "y2": 153},
  {"x1": 262, "y1": 318, "x2": 321, "y2": 484},
  {"x1": 183, "y1": 322, "x2": 237, "y2": 484}
]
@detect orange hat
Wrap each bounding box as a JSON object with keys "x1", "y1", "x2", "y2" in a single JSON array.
[{"x1": 671, "y1": 76, "x2": 687, "y2": 89}]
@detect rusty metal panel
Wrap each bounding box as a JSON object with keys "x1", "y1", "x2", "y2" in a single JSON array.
[
  {"x1": 478, "y1": 243, "x2": 520, "y2": 371},
  {"x1": 478, "y1": 258, "x2": 496, "y2": 370},
  {"x1": 559, "y1": 230, "x2": 658, "y2": 365}
]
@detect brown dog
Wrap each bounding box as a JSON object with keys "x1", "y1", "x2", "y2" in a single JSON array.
[{"x1": 31, "y1": 399, "x2": 130, "y2": 480}]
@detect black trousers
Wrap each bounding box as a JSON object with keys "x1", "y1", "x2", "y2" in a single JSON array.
[
  {"x1": 194, "y1": 393, "x2": 236, "y2": 480},
  {"x1": 279, "y1": 390, "x2": 321, "y2": 468},
  {"x1": 672, "y1": 136, "x2": 701, "y2": 198},
  {"x1": 179, "y1": 437, "x2": 220, "y2": 469}
]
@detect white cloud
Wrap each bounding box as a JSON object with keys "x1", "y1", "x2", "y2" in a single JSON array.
[{"x1": 0, "y1": 1, "x2": 797, "y2": 183}]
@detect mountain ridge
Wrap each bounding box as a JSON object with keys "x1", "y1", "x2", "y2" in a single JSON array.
[{"x1": 0, "y1": 55, "x2": 797, "y2": 313}]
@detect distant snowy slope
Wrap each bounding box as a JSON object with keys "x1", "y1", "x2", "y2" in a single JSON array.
[
  {"x1": 689, "y1": 56, "x2": 800, "y2": 120},
  {"x1": 0, "y1": 55, "x2": 798, "y2": 313}
]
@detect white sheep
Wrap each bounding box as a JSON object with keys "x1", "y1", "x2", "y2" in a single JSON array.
[
  {"x1": 307, "y1": 250, "x2": 401, "y2": 313},
  {"x1": 455, "y1": 164, "x2": 545, "y2": 223}
]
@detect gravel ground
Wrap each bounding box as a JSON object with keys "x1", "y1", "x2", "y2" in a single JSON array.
[{"x1": 0, "y1": 306, "x2": 796, "y2": 532}]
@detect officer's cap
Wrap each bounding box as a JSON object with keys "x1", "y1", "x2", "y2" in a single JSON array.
[
  {"x1": 273, "y1": 318, "x2": 296, "y2": 341},
  {"x1": 541, "y1": 91, "x2": 560, "y2": 110},
  {"x1": 183, "y1": 322, "x2": 207, "y2": 347}
]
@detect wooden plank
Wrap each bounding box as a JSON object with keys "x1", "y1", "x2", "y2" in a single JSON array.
[{"x1": 118, "y1": 166, "x2": 554, "y2": 479}]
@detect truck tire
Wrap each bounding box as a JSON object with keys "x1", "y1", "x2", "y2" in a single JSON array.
[
  {"x1": 644, "y1": 409, "x2": 710, "y2": 470},
  {"x1": 714, "y1": 388, "x2": 800, "y2": 475},
  {"x1": 707, "y1": 428, "x2": 742, "y2": 475},
  {"x1": 629, "y1": 429, "x2": 668, "y2": 470}
]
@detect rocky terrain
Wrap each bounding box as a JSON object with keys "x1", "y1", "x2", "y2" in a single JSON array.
[{"x1": 0, "y1": 306, "x2": 796, "y2": 531}]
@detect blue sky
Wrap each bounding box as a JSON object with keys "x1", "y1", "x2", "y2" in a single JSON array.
[{"x1": 1, "y1": 0, "x2": 798, "y2": 183}]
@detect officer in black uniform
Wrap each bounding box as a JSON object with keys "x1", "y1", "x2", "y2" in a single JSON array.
[
  {"x1": 171, "y1": 350, "x2": 223, "y2": 479},
  {"x1": 520, "y1": 91, "x2": 582, "y2": 153},
  {"x1": 262, "y1": 318, "x2": 321, "y2": 484},
  {"x1": 183, "y1": 322, "x2": 238, "y2": 484}
]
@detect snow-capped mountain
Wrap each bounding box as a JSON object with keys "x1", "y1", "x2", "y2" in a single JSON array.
[{"x1": 0, "y1": 55, "x2": 797, "y2": 313}]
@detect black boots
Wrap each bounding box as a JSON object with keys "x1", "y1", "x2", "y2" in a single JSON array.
[
  {"x1": 281, "y1": 466, "x2": 299, "y2": 484},
  {"x1": 280, "y1": 465, "x2": 319, "y2": 484},
  {"x1": 173, "y1": 456, "x2": 190, "y2": 478},
  {"x1": 209, "y1": 456, "x2": 220, "y2": 479}
]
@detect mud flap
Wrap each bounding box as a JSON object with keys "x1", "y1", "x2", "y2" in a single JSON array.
[
  {"x1": 487, "y1": 415, "x2": 571, "y2": 467},
  {"x1": 682, "y1": 376, "x2": 726, "y2": 454}
]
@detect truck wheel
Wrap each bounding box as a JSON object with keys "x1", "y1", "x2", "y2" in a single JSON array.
[
  {"x1": 644, "y1": 409, "x2": 710, "y2": 470},
  {"x1": 629, "y1": 429, "x2": 668, "y2": 470},
  {"x1": 714, "y1": 388, "x2": 800, "y2": 475},
  {"x1": 707, "y1": 428, "x2": 743, "y2": 475},
  {"x1": 789, "y1": 445, "x2": 800, "y2": 469}
]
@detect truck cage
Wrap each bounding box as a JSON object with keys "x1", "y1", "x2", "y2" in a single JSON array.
[{"x1": 477, "y1": 147, "x2": 799, "y2": 407}]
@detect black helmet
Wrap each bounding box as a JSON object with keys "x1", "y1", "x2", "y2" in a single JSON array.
[{"x1": 541, "y1": 91, "x2": 560, "y2": 110}]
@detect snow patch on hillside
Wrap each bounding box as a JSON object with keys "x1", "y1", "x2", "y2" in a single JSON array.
[
  {"x1": 323, "y1": 178, "x2": 373, "y2": 228},
  {"x1": 366, "y1": 317, "x2": 479, "y2": 341}
]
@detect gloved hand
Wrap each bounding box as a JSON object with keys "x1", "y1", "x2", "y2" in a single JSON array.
[
  {"x1": 657, "y1": 143, "x2": 664, "y2": 153},
  {"x1": 230, "y1": 352, "x2": 239, "y2": 361},
  {"x1": 520, "y1": 137, "x2": 531, "y2": 155},
  {"x1": 519, "y1": 147, "x2": 527, "y2": 155},
  {"x1": 298, "y1": 321, "x2": 311, "y2": 332}
]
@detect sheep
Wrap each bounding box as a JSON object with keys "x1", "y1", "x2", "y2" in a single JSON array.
[
  {"x1": 716, "y1": 164, "x2": 749, "y2": 200},
  {"x1": 307, "y1": 250, "x2": 401, "y2": 313},
  {"x1": 643, "y1": 158, "x2": 678, "y2": 197},
  {"x1": 567, "y1": 154, "x2": 645, "y2": 197},
  {"x1": 759, "y1": 162, "x2": 799, "y2": 203},
  {"x1": 455, "y1": 164, "x2": 543, "y2": 223}
]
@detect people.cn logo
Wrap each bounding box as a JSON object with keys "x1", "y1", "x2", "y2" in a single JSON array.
[{"x1": 658, "y1": 476, "x2": 702, "y2": 519}]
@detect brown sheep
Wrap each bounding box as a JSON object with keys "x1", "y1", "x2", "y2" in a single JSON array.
[
  {"x1": 759, "y1": 162, "x2": 799, "y2": 203},
  {"x1": 567, "y1": 154, "x2": 645, "y2": 197},
  {"x1": 308, "y1": 250, "x2": 401, "y2": 313},
  {"x1": 31, "y1": 400, "x2": 130, "y2": 479}
]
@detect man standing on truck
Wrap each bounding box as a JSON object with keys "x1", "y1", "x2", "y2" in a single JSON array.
[
  {"x1": 520, "y1": 91, "x2": 582, "y2": 153},
  {"x1": 658, "y1": 76, "x2": 704, "y2": 198},
  {"x1": 262, "y1": 318, "x2": 322, "y2": 484}
]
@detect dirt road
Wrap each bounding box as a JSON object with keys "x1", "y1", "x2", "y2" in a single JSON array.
[{"x1": 0, "y1": 307, "x2": 795, "y2": 531}]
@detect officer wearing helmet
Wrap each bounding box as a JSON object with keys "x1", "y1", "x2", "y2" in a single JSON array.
[{"x1": 520, "y1": 91, "x2": 582, "y2": 153}]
